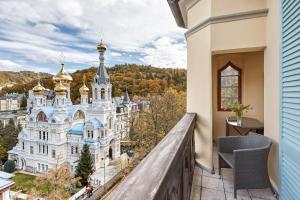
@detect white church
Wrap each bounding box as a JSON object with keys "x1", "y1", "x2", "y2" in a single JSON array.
[{"x1": 8, "y1": 40, "x2": 138, "y2": 173}]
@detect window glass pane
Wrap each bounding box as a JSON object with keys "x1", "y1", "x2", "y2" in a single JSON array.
[
  {"x1": 221, "y1": 65, "x2": 239, "y2": 76},
  {"x1": 219, "y1": 65, "x2": 240, "y2": 109}
]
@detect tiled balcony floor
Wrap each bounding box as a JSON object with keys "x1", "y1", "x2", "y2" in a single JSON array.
[{"x1": 190, "y1": 147, "x2": 278, "y2": 200}]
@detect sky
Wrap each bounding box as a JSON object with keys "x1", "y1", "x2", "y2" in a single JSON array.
[{"x1": 0, "y1": 0, "x2": 186, "y2": 74}]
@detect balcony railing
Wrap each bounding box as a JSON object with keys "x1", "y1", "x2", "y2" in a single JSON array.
[{"x1": 106, "y1": 113, "x2": 197, "y2": 200}]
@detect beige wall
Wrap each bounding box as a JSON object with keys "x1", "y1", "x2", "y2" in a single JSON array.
[
  {"x1": 184, "y1": 0, "x2": 280, "y2": 189},
  {"x1": 264, "y1": 0, "x2": 280, "y2": 191},
  {"x1": 187, "y1": 26, "x2": 213, "y2": 171},
  {"x1": 211, "y1": 17, "x2": 267, "y2": 52},
  {"x1": 211, "y1": 0, "x2": 266, "y2": 16},
  {"x1": 187, "y1": 0, "x2": 211, "y2": 29},
  {"x1": 212, "y1": 52, "x2": 264, "y2": 139}
]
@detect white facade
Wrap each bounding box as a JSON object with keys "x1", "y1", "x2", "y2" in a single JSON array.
[
  {"x1": 8, "y1": 41, "x2": 132, "y2": 173},
  {"x1": 0, "y1": 98, "x2": 19, "y2": 111}
]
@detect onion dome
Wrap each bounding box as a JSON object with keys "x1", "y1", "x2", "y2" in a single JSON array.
[
  {"x1": 53, "y1": 63, "x2": 73, "y2": 83},
  {"x1": 97, "y1": 39, "x2": 107, "y2": 52},
  {"x1": 79, "y1": 76, "x2": 89, "y2": 94},
  {"x1": 32, "y1": 81, "x2": 46, "y2": 95},
  {"x1": 54, "y1": 81, "x2": 66, "y2": 94}
]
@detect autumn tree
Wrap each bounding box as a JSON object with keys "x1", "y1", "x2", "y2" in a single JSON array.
[
  {"x1": 131, "y1": 88, "x2": 186, "y2": 154},
  {"x1": 75, "y1": 144, "x2": 94, "y2": 186},
  {"x1": 32, "y1": 164, "x2": 79, "y2": 200}
]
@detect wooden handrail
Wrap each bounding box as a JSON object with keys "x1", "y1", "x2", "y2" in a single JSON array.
[{"x1": 106, "y1": 113, "x2": 197, "y2": 200}]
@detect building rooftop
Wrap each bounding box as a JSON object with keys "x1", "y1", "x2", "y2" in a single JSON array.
[
  {"x1": 0, "y1": 171, "x2": 14, "y2": 179},
  {"x1": 0, "y1": 178, "x2": 14, "y2": 191}
]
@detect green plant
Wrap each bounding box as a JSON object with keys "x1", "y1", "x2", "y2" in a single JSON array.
[
  {"x1": 226, "y1": 103, "x2": 251, "y2": 121},
  {"x1": 3, "y1": 160, "x2": 16, "y2": 173}
]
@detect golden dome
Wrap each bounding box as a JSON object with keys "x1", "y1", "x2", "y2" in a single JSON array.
[
  {"x1": 32, "y1": 81, "x2": 46, "y2": 94},
  {"x1": 97, "y1": 40, "x2": 106, "y2": 52},
  {"x1": 53, "y1": 63, "x2": 73, "y2": 83},
  {"x1": 79, "y1": 76, "x2": 89, "y2": 94},
  {"x1": 54, "y1": 81, "x2": 66, "y2": 93}
]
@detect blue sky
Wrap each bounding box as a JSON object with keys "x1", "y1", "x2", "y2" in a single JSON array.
[{"x1": 0, "y1": 0, "x2": 186, "y2": 74}]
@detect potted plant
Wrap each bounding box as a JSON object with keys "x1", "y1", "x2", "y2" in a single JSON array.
[{"x1": 227, "y1": 103, "x2": 251, "y2": 126}]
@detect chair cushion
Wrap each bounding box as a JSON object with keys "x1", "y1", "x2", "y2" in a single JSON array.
[{"x1": 219, "y1": 152, "x2": 234, "y2": 168}]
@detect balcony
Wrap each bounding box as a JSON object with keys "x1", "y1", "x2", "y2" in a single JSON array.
[
  {"x1": 106, "y1": 113, "x2": 277, "y2": 200},
  {"x1": 106, "y1": 113, "x2": 196, "y2": 200}
]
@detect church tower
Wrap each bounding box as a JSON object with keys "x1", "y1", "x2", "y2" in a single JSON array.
[
  {"x1": 53, "y1": 63, "x2": 73, "y2": 104},
  {"x1": 92, "y1": 40, "x2": 112, "y2": 106},
  {"x1": 54, "y1": 81, "x2": 67, "y2": 113},
  {"x1": 79, "y1": 76, "x2": 89, "y2": 105},
  {"x1": 32, "y1": 80, "x2": 46, "y2": 108}
]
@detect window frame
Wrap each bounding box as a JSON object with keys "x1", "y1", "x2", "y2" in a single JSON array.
[{"x1": 217, "y1": 61, "x2": 242, "y2": 111}]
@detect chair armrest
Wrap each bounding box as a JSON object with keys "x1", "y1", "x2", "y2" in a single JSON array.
[
  {"x1": 233, "y1": 145, "x2": 272, "y2": 188},
  {"x1": 234, "y1": 146, "x2": 270, "y2": 173},
  {"x1": 218, "y1": 136, "x2": 243, "y2": 153}
]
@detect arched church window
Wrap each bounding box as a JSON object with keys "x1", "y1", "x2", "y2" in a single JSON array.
[
  {"x1": 36, "y1": 111, "x2": 47, "y2": 122},
  {"x1": 95, "y1": 88, "x2": 98, "y2": 100},
  {"x1": 73, "y1": 110, "x2": 85, "y2": 120},
  {"x1": 101, "y1": 88, "x2": 105, "y2": 100},
  {"x1": 218, "y1": 61, "x2": 241, "y2": 111}
]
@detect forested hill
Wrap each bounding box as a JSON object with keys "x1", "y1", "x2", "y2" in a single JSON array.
[
  {"x1": 0, "y1": 71, "x2": 50, "y2": 86},
  {"x1": 0, "y1": 64, "x2": 186, "y2": 102}
]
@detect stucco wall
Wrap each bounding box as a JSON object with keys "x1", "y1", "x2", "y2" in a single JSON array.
[
  {"x1": 264, "y1": 0, "x2": 280, "y2": 191},
  {"x1": 212, "y1": 51, "x2": 264, "y2": 139},
  {"x1": 187, "y1": 26, "x2": 213, "y2": 172},
  {"x1": 211, "y1": 17, "x2": 267, "y2": 53},
  {"x1": 211, "y1": 0, "x2": 266, "y2": 16},
  {"x1": 187, "y1": 0, "x2": 211, "y2": 29}
]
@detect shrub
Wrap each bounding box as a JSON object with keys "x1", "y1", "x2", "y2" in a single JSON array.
[{"x1": 3, "y1": 160, "x2": 16, "y2": 173}]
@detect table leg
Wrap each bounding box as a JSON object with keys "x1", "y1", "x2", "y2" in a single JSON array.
[{"x1": 226, "y1": 122, "x2": 229, "y2": 136}]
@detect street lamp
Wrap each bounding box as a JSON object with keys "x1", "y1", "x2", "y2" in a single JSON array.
[{"x1": 101, "y1": 157, "x2": 106, "y2": 192}]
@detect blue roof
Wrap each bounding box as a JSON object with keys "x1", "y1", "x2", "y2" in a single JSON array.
[
  {"x1": 68, "y1": 123, "x2": 84, "y2": 135},
  {"x1": 90, "y1": 118, "x2": 104, "y2": 128}
]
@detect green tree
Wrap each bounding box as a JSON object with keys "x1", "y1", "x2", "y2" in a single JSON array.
[
  {"x1": 3, "y1": 160, "x2": 15, "y2": 173},
  {"x1": 0, "y1": 144, "x2": 6, "y2": 166},
  {"x1": 75, "y1": 144, "x2": 94, "y2": 186},
  {"x1": 0, "y1": 120, "x2": 3, "y2": 129},
  {"x1": 8, "y1": 118, "x2": 15, "y2": 128}
]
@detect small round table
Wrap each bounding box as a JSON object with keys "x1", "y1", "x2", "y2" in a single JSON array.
[{"x1": 226, "y1": 116, "x2": 264, "y2": 136}]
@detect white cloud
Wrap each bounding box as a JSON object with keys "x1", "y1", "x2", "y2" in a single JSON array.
[
  {"x1": 141, "y1": 37, "x2": 187, "y2": 68},
  {"x1": 0, "y1": 60, "x2": 22, "y2": 71},
  {"x1": 0, "y1": 0, "x2": 186, "y2": 72}
]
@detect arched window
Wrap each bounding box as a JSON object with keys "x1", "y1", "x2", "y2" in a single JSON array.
[
  {"x1": 73, "y1": 110, "x2": 85, "y2": 120},
  {"x1": 108, "y1": 118, "x2": 112, "y2": 129},
  {"x1": 95, "y1": 88, "x2": 98, "y2": 100},
  {"x1": 36, "y1": 111, "x2": 47, "y2": 122},
  {"x1": 218, "y1": 62, "x2": 241, "y2": 111},
  {"x1": 101, "y1": 88, "x2": 105, "y2": 100}
]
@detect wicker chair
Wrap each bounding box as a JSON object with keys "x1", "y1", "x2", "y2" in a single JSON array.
[{"x1": 218, "y1": 133, "x2": 273, "y2": 198}]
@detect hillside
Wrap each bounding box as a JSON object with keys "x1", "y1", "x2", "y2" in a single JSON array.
[
  {"x1": 0, "y1": 71, "x2": 51, "y2": 88},
  {"x1": 0, "y1": 64, "x2": 186, "y2": 102}
]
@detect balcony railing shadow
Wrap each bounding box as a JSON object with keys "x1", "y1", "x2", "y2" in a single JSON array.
[{"x1": 106, "y1": 113, "x2": 197, "y2": 200}]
